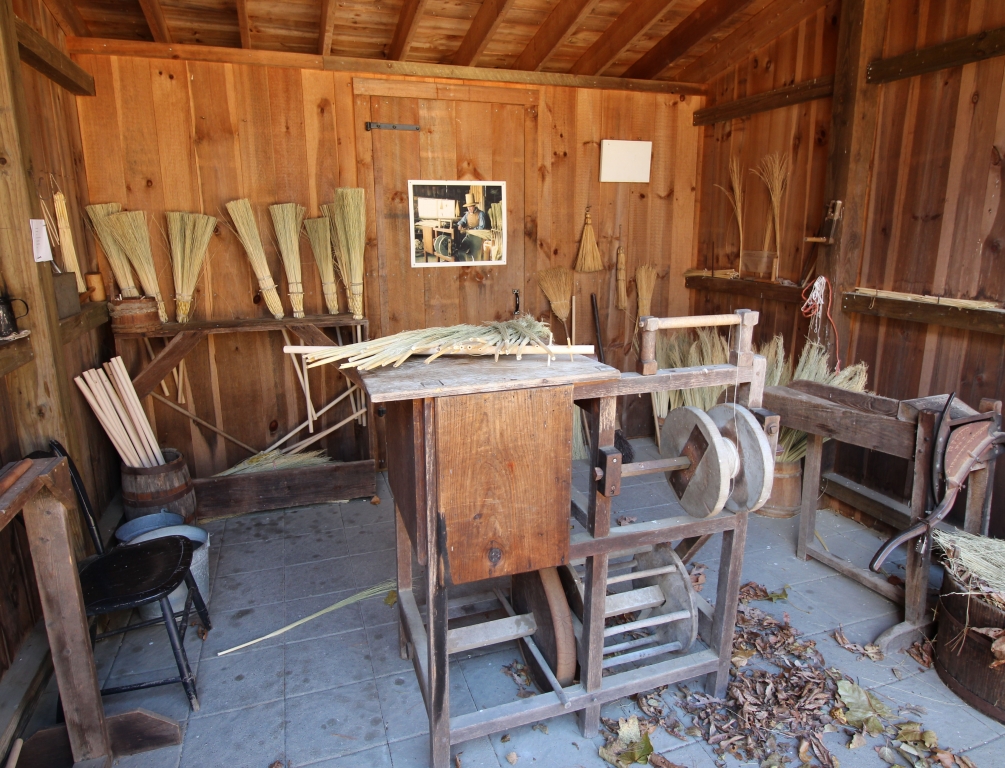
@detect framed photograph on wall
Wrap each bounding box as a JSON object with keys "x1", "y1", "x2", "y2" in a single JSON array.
[{"x1": 408, "y1": 180, "x2": 506, "y2": 267}]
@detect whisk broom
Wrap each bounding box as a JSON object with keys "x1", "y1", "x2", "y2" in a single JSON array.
[
  {"x1": 166, "y1": 212, "x2": 216, "y2": 323},
  {"x1": 615, "y1": 245, "x2": 627, "y2": 310},
  {"x1": 106, "y1": 211, "x2": 169, "y2": 322},
  {"x1": 575, "y1": 207, "x2": 603, "y2": 273},
  {"x1": 270, "y1": 203, "x2": 307, "y2": 318},
  {"x1": 305, "y1": 217, "x2": 339, "y2": 314},
  {"x1": 87, "y1": 203, "x2": 140, "y2": 299},
  {"x1": 635, "y1": 263, "x2": 657, "y2": 317},
  {"x1": 53, "y1": 187, "x2": 86, "y2": 293},
  {"x1": 226, "y1": 199, "x2": 285, "y2": 319},
  {"x1": 331, "y1": 188, "x2": 366, "y2": 320},
  {"x1": 538, "y1": 266, "x2": 574, "y2": 342}
]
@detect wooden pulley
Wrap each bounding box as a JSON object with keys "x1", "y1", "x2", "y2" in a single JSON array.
[
  {"x1": 708, "y1": 403, "x2": 774, "y2": 514},
  {"x1": 633, "y1": 544, "x2": 698, "y2": 652},
  {"x1": 510, "y1": 567, "x2": 577, "y2": 692}
]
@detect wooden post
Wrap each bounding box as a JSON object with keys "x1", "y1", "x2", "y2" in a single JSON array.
[
  {"x1": 705, "y1": 509, "x2": 747, "y2": 697},
  {"x1": 818, "y1": 0, "x2": 891, "y2": 364},
  {"x1": 395, "y1": 501, "x2": 413, "y2": 660},
  {"x1": 0, "y1": 0, "x2": 81, "y2": 459},
  {"x1": 796, "y1": 434, "x2": 824, "y2": 561}
]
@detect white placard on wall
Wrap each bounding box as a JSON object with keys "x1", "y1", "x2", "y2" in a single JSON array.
[
  {"x1": 30, "y1": 219, "x2": 53, "y2": 263},
  {"x1": 599, "y1": 140, "x2": 653, "y2": 183}
]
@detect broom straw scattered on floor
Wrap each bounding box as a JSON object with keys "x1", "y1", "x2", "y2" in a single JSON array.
[
  {"x1": 538, "y1": 266, "x2": 575, "y2": 341},
  {"x1": 305, "y1": 217, "x2": 339, "y2": 314},
  {"x1": 616, "y1": 245, "x2": 627, "y2": 310},
  {"x1": 87, "y1": 203, "x2": 140, "y2": 299},
  {"x1": 575, "y1": 207, "x2": 604, "y2": 273},
  {"x1": 331, "y1": 188, "x2": 366, "y2": 320},
  {"x1": 635, "y1": 263, "x2": 657, "y2": 317},
  {"x1": 166, "y1": 212, "x2": 216, "y2": 323},
  {"x1": 53, "y1": 187, "x2": 86, "y2": 293},
  {"x1": 106, "y1": 211, "x2": 169, "y2": 322},
  {"x1": 270, "y1": 203, "x2": 307, "y2": 318},
  {"x1": 226, "y1": 199, "x2": 285, "y2": 319}
]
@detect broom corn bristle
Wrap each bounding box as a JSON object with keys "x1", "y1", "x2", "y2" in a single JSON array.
[
  {"x1": 537, "y1": 266, "x2": 574, "y2": 332},
  {"x1": 575, "y1": 208, "x2": 604, "y2": 273},
  {"x1": 305, "y1": 217, "x2": 339, "y2": 314},
  {"x1": 166, "y1": 212, "x2": 216, "y2": 323},
  {"x1": 635, "y1": 263, "x2": 657, "y2": 317},
  {"x1": 54, "y1": 191, "x2": 86, "y2": 293},
  {"x1": 754, "y1": 153, "x2": 789, "y2": 261},
  {"x1": 226, "y1": 199, "x2": 285, "y2": 319},
  {"x1": 331, "y1": 189, "x2": 366, "y2": 320},
  {"x1": 105, "y1": 210, "x2": 168, "y2": 322},
  {"x1": 269, "y1": 203, "x2": 307, "y2": 319},
  {"x1": 616, "y1": 246, "x2": 627, "y2": 311},
  {"x1": 87, "y1": 203, "x2": 140, "y2": 299}
]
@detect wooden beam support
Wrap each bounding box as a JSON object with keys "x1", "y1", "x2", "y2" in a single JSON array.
[
  {"x1": 137, "y1": 0, "x2": 172, "y2": 44},
  {"x1": 66, "y1": 37, "x2": 706, "y2": 94},
  {"x1": 569, "y1": 0, "x2": 678, "y2": 76},
  {"x1": 452, "y1": 0, "x2": 518, "y2": 67},
  {"x1": 684, "y1": 274, "x2": 805, "y2": 303},
  {"x1": 693, "y1": 74, "x2": 833, "y2": 125},
  {"x1": 40, "y1": 0, "x2": 88, "y2": 37},
  {"x1": 511, "y1": 0, "x2": 601, "y2": 72},
  {"x1": 818, "y1": 0, "x2": 890, "y2": 364},
  {"x1": 622, "y1": 0, "x2": 754, "y2": 81},
  {"x1": 387, "y1": 0, "x2": 429, "y2": 61},
  {"x1": 318, "y1": 0, "x2": 337, "y2": 55},
  {"x1": 842, "y1": 291, "x2": 1005, "y2": 336},
  {"x1": 0, "y1": 336, "x2": 33, "y2": 379},
  {"x1": 677, "y1": 0, "x2": 830, "y2": 83},
  {"x1": 59, "y1": 299, "x2": 108, "y2": 345},
  {"x1": 868, "y1": 25, "x2": 1005, "y2": 85},
  {"x1": 237, "y1": 0, "x2": 251, "y2": 49},
  {"x1": 14, "y1": 16, "x2": 94, "y2": 96},
  {"x1": 131, "y1": 330, "x2": 206, "y2": 399}
]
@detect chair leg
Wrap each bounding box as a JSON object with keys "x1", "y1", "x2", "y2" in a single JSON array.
[
  {"x1": 161, "y1": 597, "x2": 200, "y2": 712},
  {"x1": 185, "y1": 571, "x2": 212, "y2": 632}
]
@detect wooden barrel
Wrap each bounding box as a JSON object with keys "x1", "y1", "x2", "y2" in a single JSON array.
[
  {"x1": 121, "y1": 448, "x2": 196, "y2": 523},
  {"x1": 935, "y1": 570, "x2": 1005, "y2": 724},
  {"x1": 757, "y1": 459, "x2": 801, "y2": 518},
  {"x1": 109, "y1": 297, "x2": 160, "y2": 333}
]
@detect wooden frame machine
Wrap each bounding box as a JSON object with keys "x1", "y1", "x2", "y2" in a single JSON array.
[{"x1": 359, "y1": 309, "x2": 777, "y2": 767}]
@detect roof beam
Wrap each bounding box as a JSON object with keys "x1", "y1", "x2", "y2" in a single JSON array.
[
  {"x1": 867, "y1": 24, "x2": 1005, "y2": 84},
  {"x1": 387, "y1": 0, "x2": 430, "y2": 61},
  {"x1": 237, "y1": 0, "x2": 251, "y2": 48},
  {"x1": 452, "y1": 0, "x2": 518, "y2": 67},
  {"x1": 318, "y1": 0, "x2": 337, "y2": 55},
  {"x1": 41, "y1": 0, "x2": 88, "y2": 37},
  {"x1": 692, "y1": 74, "x2": 833, "y2": 125},
  {"x1": 511, "y1": 0, "x2": 601, "y2": 71},
  {"x1": 137, "y1": 0, "x2": 172, "y2": 43},
  {"x1": 569, "y1": 0, "x2": 679, "y2": 76},
  {"x1": 622, "y1": 0, "x2": 753, "y2": 79},
  {"x1": 15, "y1": 15, "x2": 95, "y2": 95}
]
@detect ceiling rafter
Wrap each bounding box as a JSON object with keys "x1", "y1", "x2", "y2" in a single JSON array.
[
  {"x1": 622, "y1": 0, "x2": 754, "y2": 80},
  {"x1": 569, "y1": 0, "x2": 680, "y2": 76},
  {"x1": 137, "y1": 0, "x2": 172, "y2": 44},
  {"x1": 41, "y1": 0, "x2": 88, "y2": 37},
  {"x1": 388, "y1": 0, "x2": 431, "y2": 61},
  {"x1": 452, "y1": 0, "x2": 519, "y2": 67},
  {"x1": 511, "y1": 0, "x2": 602, "y2": 71},
  {"x1": 319, "y1": 0, "x2": 338, "y2": 55},
  {"x1": 237, "y1": 0, "x2": 251, "y2": 49}
]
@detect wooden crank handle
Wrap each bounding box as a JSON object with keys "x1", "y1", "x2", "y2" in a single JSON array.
[{"x1": 0, "y1": 459, "x2": 33, "y2": 497}]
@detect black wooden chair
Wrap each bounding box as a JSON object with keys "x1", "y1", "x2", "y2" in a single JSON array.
[{"x1": 42, "y1": 441, "x2": 211, "y2": 712}]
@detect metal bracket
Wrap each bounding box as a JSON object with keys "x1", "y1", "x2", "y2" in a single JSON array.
[
  {"x1": 365, "y1": 122, "x2": 420, "y2": 132},
  {"x1": 597, "y1": 446, "x2": 622, "y2": 497}
]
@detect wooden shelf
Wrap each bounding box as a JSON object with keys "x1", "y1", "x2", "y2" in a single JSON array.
[
  {"x1": 0, "y1": 335, "x2": 33, "y2": 378},
  {"x1": 684, "y1": 275, "x2": 804, "y2": 304},
  {"x1": 843, "y1": 291, "x2": 1005, "y2": 336},
  {"x1": 60, "y1": 300, "x2": 109, "y2": 345},
  {"x1": 112, "y1": 313, "x2": 367, "y2": 338}
]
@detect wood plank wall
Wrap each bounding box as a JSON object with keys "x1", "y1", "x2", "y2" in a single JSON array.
[
  {"x1": 690, "y1": 1, "x2": 839, "y2": 359},
  {"x1": 71, "y1": 55, "x2": 702, "y2": 470}
]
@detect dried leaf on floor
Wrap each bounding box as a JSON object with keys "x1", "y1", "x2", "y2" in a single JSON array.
[
  {"x1": 833, "y1": 625, "x2": 884, "y2": 661},
  {"x1": 268, "y1": 762, "x2": 284, "y2": 768},
  {"x1": 384, "y1": 590, "x2": 398, "y2": 606},
  {"x1": 797, "y1": 739, "x2": 812, "y2": 763},
  {"x1": 502, "y1": 661, "x2": 535, "y2": 699},
  {"x1": 956, "y1": 756, "x2": 978, "y2": 768},
  {"x1": 907, "y1": 639, "x2": 934, "y2": 668},
  {"x1": 848, "y1": 731, "x2": 867, "y2": 749},
  {"x1": 739, "y1": 582, "x2": 770, "y2": 602},
  {"x1": 876, "y1": 745, "x2": 908, "y2": 765},
  {"x1": 648, "y1": 754, "x2": 685, "y2": 768},
  {"x1": 454, "y1": 754, "x2": 462, "y2": 768},
  {"x1": 370, "y1": 495, "x2": 381, "y2": 505},
  {"x1": 837, "y1": 680, "x2": 891, "y2": 736},
  {"x1": 600, "y1": 716, "x2": 653, "y2": 768},
  {"x1": 617, "y1": 515, "x2": 638, "y2": 526},
  {"x1": 930, "y1": 749, "x2": 956, "y2": 768},
  {"x1": 500, "y1": 734, "x2": 510, "y2": 743},
  {"x1": 532, "y1": 723, "x2": 549, "y2": 735},
  {"x1": 505, "y1": 751, "x2": 518, "y2": 764},
  {"x1": 689, "y1": 563, "x2": 707, "y2": 592}
]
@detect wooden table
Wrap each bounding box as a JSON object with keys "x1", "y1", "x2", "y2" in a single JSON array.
[
  {"x1": 360, "y1": 309, "x2": 767, "y2": 767},
  {"x1": 0, "y1": 458, "x2": 180, "y2": 768}
]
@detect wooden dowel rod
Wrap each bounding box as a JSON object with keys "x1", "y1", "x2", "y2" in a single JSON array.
[
  {"x1": 111, "y1": 357, "x2": 165, "y2": 464},
  {"x1": 88, "y1": 369, "x2": 149, "y2": 467},
  {"x1": 76, "y1": 375, "x2": 140, "y2": 467},
  {"x1": 602, "y1": 609, "x2": 691, "y2": 638},
  {"x1": 282, "y1": 329, "x2": 315, "y2": 431},
  {"x1": 266, "y1": 384, "x2": 359, "y2": 451},
  {"x1": 602, "y1": 640, "x2": 682, "y2": 668},
  {"x1": 143, "y1": 337, "x2": 171, "y2": 397},
  {"x1": 605, "y1": 564, "x2": 677, "y2": 585},
  {"x1": 640, "y1": 314, "x2": 742, "y2": 332},
  {"x1": 0, "y1": 460, "x2": 32, "y2": 496},
  {"x1": 177, "y1": 357, "x2": 187, "y2": 405},
  {"x1": 151, "y1": 392, "x2": 257, "y2": 454},
  {"x1": 284, "y1": 407, "x2": 365, "y2": 454},
  {"x1": 105, "y1": 360, "x2": 161, "y2": 466}
]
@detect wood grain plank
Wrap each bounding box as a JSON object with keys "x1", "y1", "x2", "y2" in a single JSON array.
[
  {"x1": 236, "y1": 0, "x2": 251, "y2": 48},
  {"x1": 40, "y1": 0, "x2": 87, "y2": 36},
  {"x1": 14, "y1": 16, "x2": 93, "y2": 95},
  {"x1": 868, "y1": 24, "x2": 1005, "y2": 85},
  {"x1": 451, "y1": 0, "x2": 518, "y2": 67},
  {"x1": 693, "y1": 75, "x2": 834, "y2": 125},
  {"x1": 318, "y1": 0, "x2": 337, "y2": 55},
  {"x1": 511, "y1": 0, "x2": 602, "y2": 72},
  {"x1": 569, "y1": 0, "x2": 678, "y2": 76},
  {"x1": 137, "y1": 0, "x2": 172, "y2": 43},
  {"x1": 387, "y1": 0, "x2": 430, "y2": 61}
]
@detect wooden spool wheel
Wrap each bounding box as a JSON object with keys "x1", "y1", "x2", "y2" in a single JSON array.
[
  {"x1": 558, "y1": 544, "x2": 698, "y2": 672},
  {"x1": 510, "y1": 567, "x2": 577, "y2": 692}
]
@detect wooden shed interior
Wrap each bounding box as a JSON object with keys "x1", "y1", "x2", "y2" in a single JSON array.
[{"x1": 3, "y1": 0, "x2": 1005, "y2": 762}]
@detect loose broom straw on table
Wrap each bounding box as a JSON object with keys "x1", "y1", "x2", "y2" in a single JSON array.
[
  {"x1": 167, "y1": 211, "x2": 216, "y2": 323},
  {"x1": 226, "y1": 199, "x2": 285, "y2": 319},
  {"x1": 106, "y1": 211, "x2": 169, "y2": 322},
  {"x1": 87, "y1": 203, "x2": 140, "y2": 299},
  {"x1": 538, "y1": 266, "x2": 575, "y2": 342},
  {"x1": 52, "y1": 183, "x2": 86, "y2": 294},
  {"x1": 270, "y1": 203, "x2": 307, "y2": 319},
  {"x1": 305, "y1": 217, "x2": 339, "y2": 314},
  {"x1": 575, "y1": 207, "x2": 603, "y2": 273}
]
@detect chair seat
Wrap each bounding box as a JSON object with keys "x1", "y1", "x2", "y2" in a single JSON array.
[{"x1": 80, "y1": 536, "x2": 194, "y2": 615}]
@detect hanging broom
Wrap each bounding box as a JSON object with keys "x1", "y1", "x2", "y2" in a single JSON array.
[
  {"x1": 226, "y1": 199, "x2": 285, "y2": 319},
  {"x1": 166, "y1": 212, "x2": 216, "y2": 323},
  {"x1": 331, "y1": 188, "x2": 366, "y2": 320},
  {"x1": 635, "y1": 263, "x2": 657, "y2": 317},
  {"x1": 270, "y1": 203, "x2": 307, "y2": 319},
  {"x1": 575, "y1": 207, "x2": 604, "y2": 273},
  {"x1": 87, "y1": 203, "x2": 140, "y2": 299},
  {"x1": 305, "y1": 217, "x2": 339, "y2": 314},
  {"x1": 615, "y1": 245, "x2": 627, "y2": 310},
  {"x1": 105, "y1": 211, "x2": 169, "y2": 322},
  {"x1": 53, "y1": 187, "x2": 86, "y2": 293},
  {"x1": 538, "y1": 266, "x2": 574, "y2": 342}
]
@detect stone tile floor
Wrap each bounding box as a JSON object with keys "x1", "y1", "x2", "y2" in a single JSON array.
[{"x1": 22, "y1": 438, "x2": 1005, "y2": 767}]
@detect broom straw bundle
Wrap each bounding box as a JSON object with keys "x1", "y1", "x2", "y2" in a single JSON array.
[
  {"x1": 575, "y1": 207, "x2": 603, "y2": 273},
  {"x1": 106, "y1": 211, "x2": 169, "y2": 322},
  {"x1": 305, "y1": 217, "x2": 339, "y2": 314},
  {"x1": 87, "y1": 203, "x2": 140, "y2": 299},
  {"x1": 53, "y1": 188, "x2": 86, "y2": 293},
  {"x1": 538, "y1": 266, "x2": 574, "y2": 341},
  {"x1": 331, "y1": 188, "x2": 366, "y2": 320},
  {"x1": 615, "y1": 245, "x2": 627, "y2": 310},
  {"x1": 166, "y1": 212, "x2": 216, "y2": 323},
  {"x1": 270, "y1": 203, "x2": 307, "y2": 318},
  {"x1": 754, "y1": 153, "x2": 789, "y2": 280},
  {"x1": 226, "y1": 199, "x2": 285, "y2": 319},
  {"x1": 715, "y1": 156, "x2": 745, "y2": 272},
  {"x1": 635, "y1": 263, "x2": 657, "y2": 317}
]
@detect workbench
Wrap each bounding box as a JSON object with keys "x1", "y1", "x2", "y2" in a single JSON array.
[{"x1": 359, "y1": 309, "x2": 769, "y2": 767}]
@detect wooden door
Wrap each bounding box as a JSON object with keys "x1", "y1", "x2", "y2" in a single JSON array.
[{"x1": 367, "y1": 92, "x2": 530, "y2": 333}]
